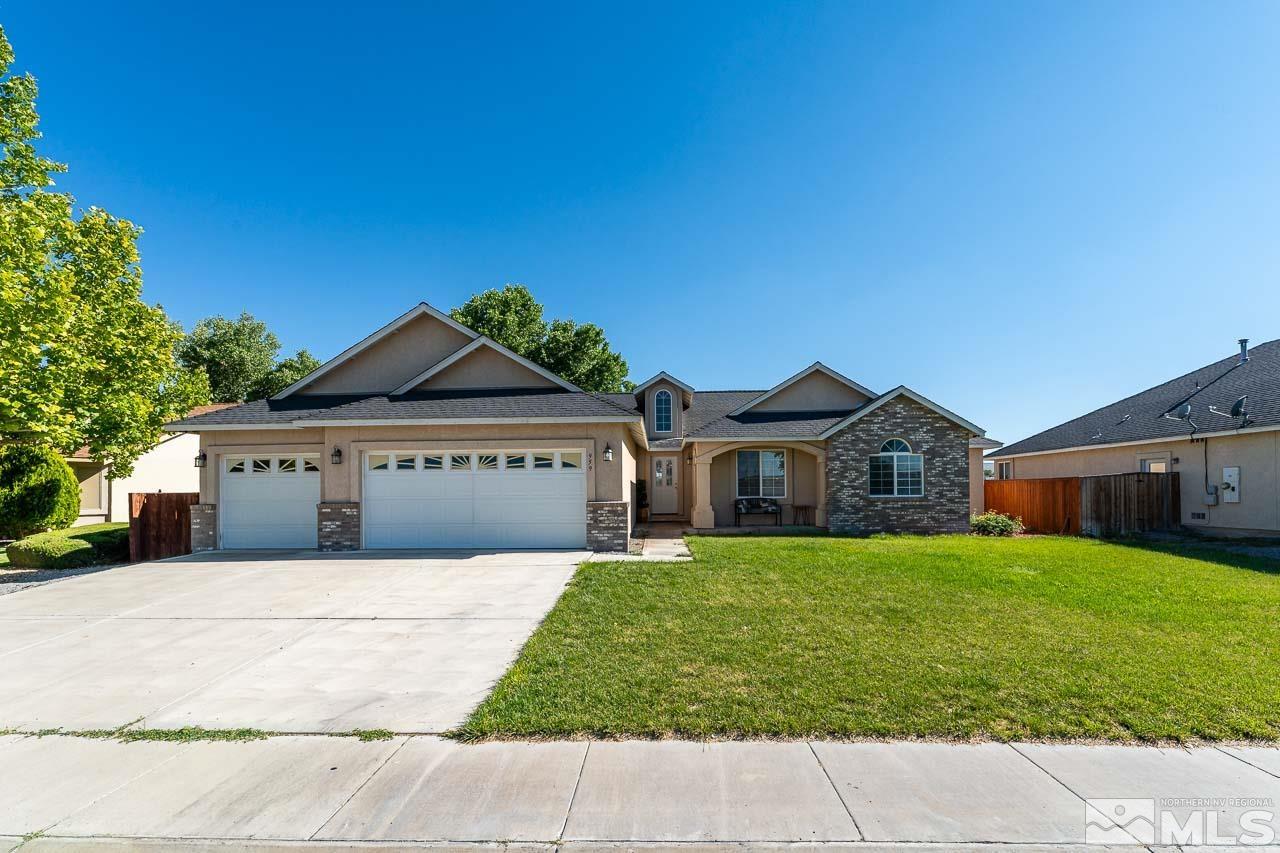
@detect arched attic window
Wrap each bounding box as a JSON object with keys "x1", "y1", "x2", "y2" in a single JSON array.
[{"x1": 654, "y1": 389, "x2": 673, "y2": 433}]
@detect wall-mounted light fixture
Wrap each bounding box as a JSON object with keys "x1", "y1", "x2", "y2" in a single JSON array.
[
  {"x1": 330, "y1": 447, "x2": 343, "y2": 465},
  {"x1": 193, "y1": 451, "x2": 207, "y2": 469},
  {"x1": 602, "y1": 443, "x2": 614, "y2": 463}
]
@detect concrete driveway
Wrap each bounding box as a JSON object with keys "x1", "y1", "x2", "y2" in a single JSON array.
[{"x1": 0, "y1": 549, "x2": 584, "y2": 733}]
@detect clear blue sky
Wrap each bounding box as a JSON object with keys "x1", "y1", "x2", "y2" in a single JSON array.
[{"x1": 6, "y1": 2, "x2": 1279, "y2": 444}]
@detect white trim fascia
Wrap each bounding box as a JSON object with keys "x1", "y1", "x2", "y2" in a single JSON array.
[
  {"x1": 687, "y1": 435, "x2": 823, "y2": 443},
  {"x1": 988, "y1": 421, "x2": 1280, "y2": 459},
  {"x1": 162, "y1": 423, "x2": 304, "y2": 432},
  {"x1": 633, "y1": 371, "x2": 694, "y2": 395},
  {"x1": 298, "y1": 415, "x2": 641, "y2": 427},
  {"x1": 272, "y1": 302, "x2": 480, "y2": 400},
  {"x1": 969, "y1": 436, "x2": 1004, "y2": 449},
  {"x1": 390, "y1": 335, "x2": 582, "y2": 395},
  {"x1": 728, "y1": 362, "x2": 876, "y2": 417},
  {"x1": 818, "y1": 386, "x2": 985, "y2": 439}
]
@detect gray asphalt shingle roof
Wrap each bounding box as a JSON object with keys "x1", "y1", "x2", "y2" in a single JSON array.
[
  {"x1": 166, "y1": 389, "x2": 638, "y2": 429},
  {"x1": 990, "y1": 339, "x2": 1280, "y2": 457}
]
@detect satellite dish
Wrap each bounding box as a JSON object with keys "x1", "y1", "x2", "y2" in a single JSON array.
[
  {"x1": 1230, "y1": 395, "x2": 1248, "y2": 418},
  {"x1": 1175, "y1": 403, "x2": 1192, "y2": 419}
]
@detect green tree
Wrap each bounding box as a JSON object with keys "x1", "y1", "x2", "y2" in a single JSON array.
[
  {"x1": 0, "y1": 444, "x2": 79, "y2": 538},
  {"x1": 450, "y1": 284, "x2": 633, "y2": 392},
  {"x1": 0, "y1": 27, "x2": 207, "y2": 477},
  {"x1": 176, "y1": 313, "x2": 281, "y2": 403},
  {"x1": 247, "y1": 349, "x2": 322, "y2": 400}
]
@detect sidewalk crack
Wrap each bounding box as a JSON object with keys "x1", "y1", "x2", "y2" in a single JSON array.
[
  {"x1": 556, "y1": 739, "x2": 591, "y2": 842},
  {"x1": 807, "y1": 741, "x2": 863, "y2": 841}
]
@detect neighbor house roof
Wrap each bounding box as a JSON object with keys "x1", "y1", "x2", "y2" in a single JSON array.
[
  {"x1": 164, "y1": 389, "x2": 639, "y2": 430},
  {"x1": 989, "y1": 339, "x2": 1280, "y2": 458}
]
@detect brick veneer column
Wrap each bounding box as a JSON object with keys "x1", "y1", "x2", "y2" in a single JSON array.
[
  {"x1": 190, "y1": 503, "x2": 217, "y2": 552},
  {"x1": 826, "y1": 396, "x2": 971, "y2": 534},
  {"x1": 586, "y1": 500, "x2": 630, "y2": 552},
  {"x1": 317, "y1": 502, "x2": 361, "y2": 551}
]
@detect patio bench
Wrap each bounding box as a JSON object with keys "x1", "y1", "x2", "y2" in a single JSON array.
[{"x1": 734, "y1": 498, "x2": 781, "y2": 526}]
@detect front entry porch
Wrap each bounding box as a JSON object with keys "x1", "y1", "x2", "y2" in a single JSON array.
[{"x1": 687, "y1": 441, "x2": 827, "y2": 529}]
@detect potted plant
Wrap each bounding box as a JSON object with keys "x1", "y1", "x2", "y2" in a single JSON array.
[{"x1": 636, "y1": 479, "x2": 649, "y2": 523}]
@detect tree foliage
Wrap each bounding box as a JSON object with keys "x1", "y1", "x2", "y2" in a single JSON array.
[
  {"x1": 176, "y1": 313, "x2": 321, "y2": 403},
  {"x1": 0, "y1": 27, "x2": 207, "y2": 476},
  {"x1": 247, "y1": 349, "x2": 322, "y2": 400},
  {"x1": 0, "y1": 444, "x2": 80, "y2": 538},
  {"x1": 451, "y1": 285, "x2": 633, "y2": 392}
]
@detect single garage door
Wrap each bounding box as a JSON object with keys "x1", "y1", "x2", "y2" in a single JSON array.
[
  {"x1": 220, "y1": 454, "x2": 321, "y2": 548},
  {"x1": 363, "y1": 450, "x2": 587, "y2": 549}
]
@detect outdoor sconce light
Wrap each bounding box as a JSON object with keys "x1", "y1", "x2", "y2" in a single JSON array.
[
  {"x1": 602, "y1": 443, "x2": 614, "y2": 463},
  {"x1": 330, "y1": 447, "x2": 343, "y2": 465},
  {"x1": 193, "y1": 451, "x2": 207, "y2": 469}
]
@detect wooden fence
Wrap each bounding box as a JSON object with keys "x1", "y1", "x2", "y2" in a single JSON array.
[
  {"x1": 984, "y1": 472, "x2": 1180, "y2": 537},
  {"x1": 129, "y1": 492, "x2": 200, "y2": 562}
]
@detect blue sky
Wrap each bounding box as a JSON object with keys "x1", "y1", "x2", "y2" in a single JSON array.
[{"x1": 6, "y1": 2, "x2": 1279, "y2": 444}]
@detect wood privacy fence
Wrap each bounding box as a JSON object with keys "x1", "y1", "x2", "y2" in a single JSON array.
[
  {"x1": 984, "y1": 472, "x2": 1180, "y2": 537},
  {"x1": 129, "y1": 492, "x2": 200, "y2": 562}
]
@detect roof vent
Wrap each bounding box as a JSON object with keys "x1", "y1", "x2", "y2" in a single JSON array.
[{"x1": 1239, "y1": 338, "x2": 1249, "y2": 364}]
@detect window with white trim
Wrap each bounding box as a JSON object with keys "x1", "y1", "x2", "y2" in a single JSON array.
[
  {"x1": 869, "y1": 439, "x2": 923, "y2": 497},
  {"x1": 736, "y1": 450, "x2": 785, "y2": 498},
  {"x1": 997, "y1": 460, "x2": 1012, "y2": 480},
  {"x1": 654, "y1": 389, "x2": 672, "y2": 433}
]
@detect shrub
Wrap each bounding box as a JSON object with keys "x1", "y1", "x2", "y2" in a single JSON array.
[
  {"x1": 970, "y1": 511, "x2": 1025, "y2": 537},
  {"x1": 0, "y1": 445, "x2": 81, "y2": 539},
  {"x1": 6, "y1": 522, "x2": 130, "y2": 570}
]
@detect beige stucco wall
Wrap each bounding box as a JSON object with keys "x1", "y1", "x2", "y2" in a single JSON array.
[
  {"x1": 709, "y1": 445, "x2": 817, "y2": 526},
  {"x1": 107, "y1": 433, "x2": 201, "y2": 523},
  {"x1": 968, "y1": 446, "x2": 985, "y2": 515},
  {"x1": 1000, "y1": 430, "x2": 1280, "y2": 533},
  {"x1": 751, "y1": 372, "x2": 870, "y2": 412},
  {"x1": 415, "y1": 346, "x2": 559, "y2": 390},
  {"x1": 300, "y1": 313, "x2": 473, "y2": 394},
  {"x1": 69, "y1": 461, "x2": 108, "y2": 526}
]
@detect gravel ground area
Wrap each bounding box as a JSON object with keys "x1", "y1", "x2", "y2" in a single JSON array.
[{"x1": 0, "y1": 563, "x2": 124, "y2": 596}]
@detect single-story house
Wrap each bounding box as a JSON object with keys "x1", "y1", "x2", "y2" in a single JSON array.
[
  {"x1": 164, "y1": 301, "x2": 996, "y2": 551},
  {"x1": 66, "y1": 404, "x2": 236, "y2": 526},
  {"x1": 988, "y1": 338, "x2": 1280, "y2": 537}
]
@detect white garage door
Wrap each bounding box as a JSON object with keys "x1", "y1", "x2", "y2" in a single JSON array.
[
  {"x1": 363, "y1": 450, "x2": 587, "y2": 549},
  {"x1": 220, "y1": 455, "x2": 320, "y2": 549}
]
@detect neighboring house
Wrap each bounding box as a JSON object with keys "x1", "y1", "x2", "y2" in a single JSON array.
[
  {"x1": 988, "y1": 338, "x2": 1280, "y2": 537},
  {"x1": 66, "y1": 404, "x2": 237, "y2": 525},
  {"x1": 164, "y1": 301, "x2": 996, "y2": 552}
]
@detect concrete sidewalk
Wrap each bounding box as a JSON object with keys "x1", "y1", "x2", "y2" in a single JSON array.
[{"x1": 3, "y1": 734, "x2": 1278, "y2": 851}]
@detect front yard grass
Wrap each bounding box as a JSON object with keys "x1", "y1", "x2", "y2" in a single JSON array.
[{"x1": 460, "y1": 535, "x2": 1280, "y2": 742}]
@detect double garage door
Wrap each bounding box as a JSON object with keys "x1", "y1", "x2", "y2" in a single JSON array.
[
  {"x1": 218, "y1": 450, "x2": 588, "y2": 549},
  {"x1": 363, "y1": 450, "x2": 587, "y2": 549}
]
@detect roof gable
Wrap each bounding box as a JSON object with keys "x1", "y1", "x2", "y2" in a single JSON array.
[
  {"x1": 391, "y1": 336, "x2": 580, "y2": 394},
  {"x1": 729, "y1": 363, "x2": 875, "y2": 416},
  {"x1": 275, "y1": 302, "x2": 478, "y2": 398},
  {"x1": 819, "y1": 386, "x2": 984, "y2": 439}
]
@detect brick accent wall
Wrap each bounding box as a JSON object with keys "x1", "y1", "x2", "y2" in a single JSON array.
[
  {"x1": 318, "y1": 502, "x2": 361, "y2": 551},
  {"x1": 190, "y1": 503, "x2": 217, "y2": 552},
  {"x1": 586, "y1": 500, "x2": 630, "y2": 552},
  {"x1": 826, "y1": 396, "x2": 971, "y2": 534}
]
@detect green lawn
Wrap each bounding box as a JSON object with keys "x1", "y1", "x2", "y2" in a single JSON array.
[{"x1": 460, "y1": 535, "x2": 1280, "y2": 742}]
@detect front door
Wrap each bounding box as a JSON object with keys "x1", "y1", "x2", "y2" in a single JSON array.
[{"x1": 651, "y1": 455, "x2": 678, "y2": 514}]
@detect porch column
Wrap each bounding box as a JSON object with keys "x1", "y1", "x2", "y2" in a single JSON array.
[
  {"x1": 815, "y1": 456, "x2": 827, "y2": 527},
  {"x1": 691, "y1": 461, "x2": 715, "y2": 528}
]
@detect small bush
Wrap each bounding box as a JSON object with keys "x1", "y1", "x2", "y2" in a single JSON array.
[
  {"x1": 0, "y1": 445, "x2": 81, "y2": 539},
  {"x1": 970, "y1": 511, "x2": 1025, "y2": 537},
  {"x1": 6, "y1": 522, "x2": 130, "y2": 570}
]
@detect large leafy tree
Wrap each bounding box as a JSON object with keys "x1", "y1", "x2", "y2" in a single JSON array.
[
  {"x1": 176, "y1": 313, "x2": 321, "y2": 402},
  {"x1": 0, "y1": 27, "x2": 207, "y2": 476},
  {"x1": 451, "y1": 285, "x2": 633, "y2": 392}
]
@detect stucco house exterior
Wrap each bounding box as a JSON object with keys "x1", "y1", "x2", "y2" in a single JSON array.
[
  {"x1": 988, "y1": 338, "x2": 1280, "y2": 537},
  {"x1": 66, "y1": 404, "x2": 235, "y2": 526},
  {"x1": 165, "y1": 301, "x2": 994, "y2": 552}
]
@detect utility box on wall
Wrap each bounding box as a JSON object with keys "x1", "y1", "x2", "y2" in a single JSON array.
[{"x1": 1222, "y1": 466, "x2": 1241, "y2": 503}]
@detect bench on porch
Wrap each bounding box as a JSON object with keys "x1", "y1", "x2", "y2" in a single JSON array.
[{"x1": 734, "y1": 498, "x2": 781, "y2": 526}]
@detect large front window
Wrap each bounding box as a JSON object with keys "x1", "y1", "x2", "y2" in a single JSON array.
[
  {"x1": 654, "y1": 389, "x2": 672, "y2": 433},
  {"x1": 737, "y1": 449, "x2": 786, "y2": 498},
  {"x1": 869, "y1": 438, "x2": 923, "y2": 497}
]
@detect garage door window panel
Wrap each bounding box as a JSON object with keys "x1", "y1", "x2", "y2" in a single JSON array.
[
  {"x1": 450, "y1": 454, "x2": 473, "y2": 471},
  {"x1": 423, "y1": 455, "x2": 444, "y2": 471},
  {"x1": 395, "y1": 454, "x2": 417, "y2": 471}
]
